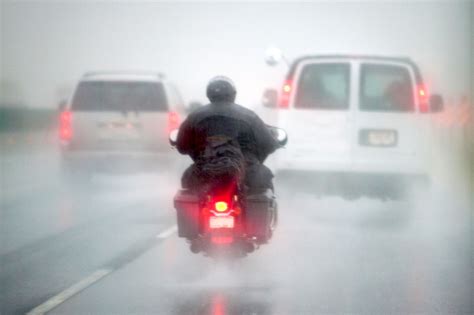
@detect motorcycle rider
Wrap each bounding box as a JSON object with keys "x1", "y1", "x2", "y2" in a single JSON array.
[{"x1": 176, "y1": 76, "x2": 280, "y2": 194}]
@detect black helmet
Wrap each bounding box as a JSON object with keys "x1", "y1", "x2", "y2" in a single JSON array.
[{"x1": 206, "y1": 76, "x2": 236, "y2": 103}]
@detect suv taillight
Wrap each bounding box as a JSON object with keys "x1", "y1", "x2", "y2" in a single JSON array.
[
  {"x1": 59, "y1": 110, "x2": 72, "y2": 141},
  {"x1": 167, "y1": 111, "x2": 180, "y2": 133},
  {"x1": 279, "y1": 79, "x2": 292, "y2": 109}
]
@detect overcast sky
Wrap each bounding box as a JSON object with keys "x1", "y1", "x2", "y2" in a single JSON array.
[{"x1": 1, "y1": 1, "x2": 471, "y2": 108}]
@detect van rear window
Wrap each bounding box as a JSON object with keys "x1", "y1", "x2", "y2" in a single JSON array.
[
  {"x1": 360, "y1": 64, "x2": 414, "y2": 112},
  {"x1": 295, "y1": 63, "x2": 350, "y2": 110},
  {"x1": 71, "y1": 81, "x2": 168, "y2": 112}
]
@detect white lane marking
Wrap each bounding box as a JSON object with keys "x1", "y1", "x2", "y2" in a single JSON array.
[
  {"x1": 27, "y1": 227, "x2": 175, "y2": 314},
  {"x1": 156, "y1": 225, "x2": 177, "y2": 239},
  {"x1": 26, "y1": 269, "x2": 112, "y2": 315}
]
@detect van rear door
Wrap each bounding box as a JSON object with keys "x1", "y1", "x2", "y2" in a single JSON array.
[
  {"x1": 352, "y1": 62, "x2": 427, "y2": 173},
  {"x1": 281, "y1": 61, "x2": 353, "y2": 170}
]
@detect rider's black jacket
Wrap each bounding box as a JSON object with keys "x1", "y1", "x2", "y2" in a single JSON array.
[{"x1": 176, "y1": 101, "x2": 279, "y2": 165}]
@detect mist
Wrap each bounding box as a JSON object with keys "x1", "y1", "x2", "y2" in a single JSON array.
[
  {"x1": 1, "y1": 1, "x2": 472, "y2": 315},
  {"x1": 1, "y1": 1, "x2": 471, "y2": 108}
]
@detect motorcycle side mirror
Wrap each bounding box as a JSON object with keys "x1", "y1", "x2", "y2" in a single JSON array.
[
  {"x1": 169, "y1": 129, "x2": 179, "y2": 146},
  {"x1": 275, "y1": 128, "x2": 288, "y2": 146},
  {"x1": 268, "y1": 125, "x2": 288, "y2": 146}
]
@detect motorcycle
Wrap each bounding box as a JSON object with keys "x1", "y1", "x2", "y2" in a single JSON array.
[{"x1": 169, "y1": 126, "x2": 287, "y2": 258}]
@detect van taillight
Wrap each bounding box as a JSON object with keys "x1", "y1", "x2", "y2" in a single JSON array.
[
  {"x1": 418, "y1": 84, "x2": 429, "y2": 113},
  {"x1": 167, "y1": 111, "x2": 180, "y2": 133},
  {"x1": 59, "y1": 110, "x2": 72, "y2": 141},
  {"x1": 279, "y1": 79, "x2": 292, "y2": 109}
]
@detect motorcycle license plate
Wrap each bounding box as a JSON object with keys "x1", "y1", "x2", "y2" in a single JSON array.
[{"x1": 209, "y1": 216, "x2": 234, "y2": 229}]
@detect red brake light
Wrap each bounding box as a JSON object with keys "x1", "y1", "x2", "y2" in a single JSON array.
[
  {"x1": 167, "y1": 111, "x2": 180, "y2": 133},
  {"x1": 215, "y1": 201, "x2": 228, "y2": 212},
  {"x1": 211, "y1": 236, "x2": 233, "y2": 244},
  {"x1": 279, "y1": 79, "x2": 292, "y2": 109},
  {"x1": 418, "y1": 84, "x2": 429, "y2": 113},
  {"x1": 59, "y1": 110, "x2": 72, "y2": 141},
  {"x1": 233, "y1": 205, "x2": 241, "y2": 215}
]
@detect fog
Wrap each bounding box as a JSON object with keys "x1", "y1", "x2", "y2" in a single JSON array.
[
  {"x1": 1, "y1": 1, "x2": 471, "y2": 107},
  {"x1": 1, "y1": 1, "x2": 472, "y2": 314}
]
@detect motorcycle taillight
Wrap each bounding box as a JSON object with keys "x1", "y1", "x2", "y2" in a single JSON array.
[
  {"x1": 205, "y1": 192, "x2": 240, "y2": 216},
  {"x1": 215, "y1": 201, "x2": 228, "y2": 212},
  {"x1": 209, "y1": 198, "x2": 236, "y2": 216}
]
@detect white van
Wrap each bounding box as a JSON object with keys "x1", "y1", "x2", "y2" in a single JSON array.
[
  {"x1": 59, "y1": 71, "x2": 186, "y2": 178},
  {"x1": 262, "y1": 55, "x2": 444, "y2": 183}
]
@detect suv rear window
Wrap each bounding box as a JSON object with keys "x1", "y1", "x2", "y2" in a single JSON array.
[
  {"x1": 71, "y1": 81, "x2": 168, "y2": 112},
  {"x1": 295, "y1": 63, "x2": 350, "y2": 110},
  {"x1": 360, "y1": 64, "x2": 414, "y2": 112}
]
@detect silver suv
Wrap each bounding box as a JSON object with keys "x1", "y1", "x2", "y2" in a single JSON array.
[{"x1": 59, "y1": 71, "x2": 186, "y2": 180}]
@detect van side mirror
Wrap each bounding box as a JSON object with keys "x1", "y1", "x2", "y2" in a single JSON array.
[
  {"x1": 262, "y1": 89, "x2": 278, "y2": 108},
  {"x1": 265, "y1": 47, "x2": 283, "y2": 66},
  {"x1": 430, "y1": 94, "x2": 444, "y2": 112},
  {"x1": 264, "y1": 46, "x2": 289, "y2": 67}
]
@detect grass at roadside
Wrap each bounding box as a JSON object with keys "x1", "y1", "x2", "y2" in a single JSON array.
[{"x1": 0, "y1": 107, "x2": 56, "y2": 133}]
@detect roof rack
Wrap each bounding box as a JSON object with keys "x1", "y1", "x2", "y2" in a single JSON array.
[
  {"x1": 291, "y1": 54, "x2": 412, "y2": 64},
  {"x1": 82, "y1": 71, "x2": 166, "y2": 79},
  {"x1": 285, "y1": 54, "x2": 421, "y2": 83}
]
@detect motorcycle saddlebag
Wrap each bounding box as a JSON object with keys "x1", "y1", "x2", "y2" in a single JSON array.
[
  {"x1": 245, "y1": 189, "x2": 276, "y2": 239},
  {"x1": 173, "y1": 189, "x2": 200, "y2": 239}
]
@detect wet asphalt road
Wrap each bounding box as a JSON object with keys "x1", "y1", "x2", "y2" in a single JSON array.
[{"x1": 0, "y1": 135, "x2": 472, "y2": 315}]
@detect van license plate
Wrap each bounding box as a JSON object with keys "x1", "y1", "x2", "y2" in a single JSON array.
[
  {"x1": 209, "y1": 216, "x2": 234, "y2": 229},
  {"x1": 367, "y1": 130, "x2": 396, "y2": 146}
]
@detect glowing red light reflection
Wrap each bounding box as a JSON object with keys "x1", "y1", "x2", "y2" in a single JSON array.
[{"x1": 59, "y1": 110, "x2": 72, "y2": 141}]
